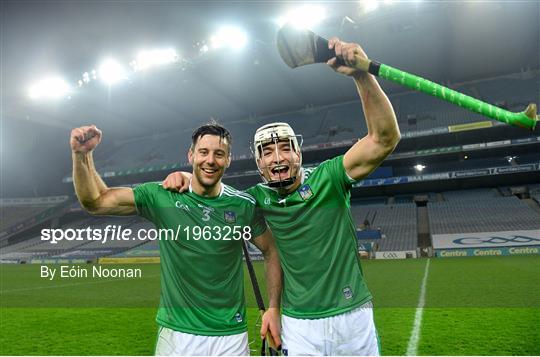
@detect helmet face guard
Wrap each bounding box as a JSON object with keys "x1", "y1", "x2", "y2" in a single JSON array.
[{"x1": 252, "y1": 122, "x2": 303, "y2": 189}]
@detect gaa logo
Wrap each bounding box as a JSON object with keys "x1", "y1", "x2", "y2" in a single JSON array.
[{"x1": 234, "y1": 312, "x2": 243, "y2": 323}]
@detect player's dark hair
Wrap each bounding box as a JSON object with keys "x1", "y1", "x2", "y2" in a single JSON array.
[{"x1": 191, "y1": 120, "x2": 232, "y2": 154}]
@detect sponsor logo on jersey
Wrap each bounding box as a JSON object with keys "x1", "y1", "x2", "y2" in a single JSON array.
[
  {"x1": 298, "y1": 184, "x2": 313, "y2": 200},
  {"x1": 175, "y1": 201, "x2": 190, "y2": 211},
  {"x1": 224, "y1": 211, "x2": 237, "y2": 223},
  {"x1": 234, "y1": 312, "x2": 243, "y2": 323},
  {"x1": 342, "y1": 286, "x2": 353, "y2": 300}
]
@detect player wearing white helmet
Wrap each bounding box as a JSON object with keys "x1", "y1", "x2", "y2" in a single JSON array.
[
  {"x1": 251, "y1": 122, "x2": 303, "y2": 189},
  {"x1": 163, "y1": 37, "x2": 400, "y2": 355}
]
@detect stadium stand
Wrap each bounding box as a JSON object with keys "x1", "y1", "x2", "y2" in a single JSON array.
[
  {"x1": 529, "y1": 184, "x2": 540, "y2": 204},
  {"x1": 351, "y1": 203, "x2": 417, "y2": 251},
  {"x1": 428, "y1": 194, "x2": 539, "y2": 234},
  {"x1": 0, "y1": 216, "x2": 146, "y2": 262},
  {"x1": 2, "y1": 189, "x2": 538, "y2": 262},
  {"x1": 68, "y1": 69, "x2": 538, "y2": 177},
  {"x1": 0, "y1": 206, "x2": 53, "y2": 230},
  {"x1": 0, "y1": 200, "x2": 68, "y2": 232},
  {"x1": 442, "y1": 188, "x2": 501, "y2": 201}
]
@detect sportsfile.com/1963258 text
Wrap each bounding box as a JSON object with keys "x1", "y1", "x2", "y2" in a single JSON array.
[{"x1": 39, "y1": 225, "x2": 252, "y2": 244}]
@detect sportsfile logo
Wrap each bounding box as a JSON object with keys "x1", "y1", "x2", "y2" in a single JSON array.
[
  {"x1": 40, "y1": 225, "x2": 253, "y2": 244},
  {"x1": 40, "y1": 225, "x2": 182, "y2": 244}
]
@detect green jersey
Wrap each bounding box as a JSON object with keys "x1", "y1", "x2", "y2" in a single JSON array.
[
  {"x1": 246, "y1": 155, "x2": 372, "y2": 319},
  {"x1": 134, "y1": 182, "x2": 266, "y2": 336}
]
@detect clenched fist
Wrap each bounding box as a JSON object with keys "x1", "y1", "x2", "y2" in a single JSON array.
[{"x1": 70, "y1": 125, "x2": 102, "y2": 154}]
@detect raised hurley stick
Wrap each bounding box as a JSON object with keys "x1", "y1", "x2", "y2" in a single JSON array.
[{"x1": 277, "y1": 24, "x2": 538, "y2": 130}]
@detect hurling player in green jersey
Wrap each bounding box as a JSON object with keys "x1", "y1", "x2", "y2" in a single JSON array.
[
  {"x1": 70, "y1": 122, "x2": 282, "y2": 355},
  {"x1": 163, "y1": 37, "x2": 400, "y2": 355}
]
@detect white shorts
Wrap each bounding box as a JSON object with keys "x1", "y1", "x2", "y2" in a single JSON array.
[
  {"x1": 154, "y1": 326, "x2": 249, "y2": 356},
  {"x1": 281, "y1": 301, "x2": 380, "y2": 356}
]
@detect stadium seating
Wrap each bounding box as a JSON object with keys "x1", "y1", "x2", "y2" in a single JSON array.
[
  {"x1": 0, "y1": 216, "x2": 146, "y2": 262},
  {"x1": 429, "y1": 194, "x2": 539, "y2": 234},
  {"x1": 0, "y1": 205, "x2": 58, "y2": 231},
  {"x1": 350, "y1": 203, "x2": 417, "y2": 251},
  {"x1": 81, "y1": 71, "x2": 538, "y2": 174},
  {"x1": 442, "y1": 188, "x2": 500, "y2": 201}
]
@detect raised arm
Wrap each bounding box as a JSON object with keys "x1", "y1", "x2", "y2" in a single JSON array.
[
  {"x1": 328, "y1": 38, "x2": 401, "y2": 181},
  {"x1": 250, "y1": 228, "x2": 282, "y2": 348},
  {"x1": 71, "y1": 125, "x2": 136, "y2": 216}
]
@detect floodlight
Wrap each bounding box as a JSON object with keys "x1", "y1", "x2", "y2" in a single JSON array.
[
  {"x1": 98, "y1": 59, "x2": 127, "y2": 85},
  {"x1": 414, "y1": 164, "x2": 426, "y2": 172},
  {"x1": 278, "y1": 5, "x2": 326, "y2": 29},
  {"x1": 362, "y1": 0, "x2": 380, "y2": 13},
  {"x1": 82, "y1": 72, "x2": 90, "y2": 83},
  {"x1": 29, "y1": 77, "x2": 71, "y2": 100},
  {"x1": 210, "y1": 26, "x2": 248, "y2": 50}
]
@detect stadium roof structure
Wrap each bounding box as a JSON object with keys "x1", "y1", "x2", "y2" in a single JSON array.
[
  {"x1": 1, "y1": 1, "x2": 539, "y2": 197},
  {"x1": 2, "y1": 1, "x2": 539, "y2": 138}
]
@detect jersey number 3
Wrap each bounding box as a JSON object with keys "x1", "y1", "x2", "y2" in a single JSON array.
[{"x1": 201, "y1": 208, "x2": 211, "y2": 222}]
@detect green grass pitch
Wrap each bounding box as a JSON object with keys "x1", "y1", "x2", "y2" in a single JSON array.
[{"x1": 1, "y1": 255, "x2": 538, "y2": 355}]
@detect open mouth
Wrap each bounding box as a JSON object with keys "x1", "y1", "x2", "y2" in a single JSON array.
[
  {"x1": 270, "y1": 164, "x2": 290, "y2": 180},
  {"x1": 201, "y1": 167, "x2": 218, "y2": 176}
]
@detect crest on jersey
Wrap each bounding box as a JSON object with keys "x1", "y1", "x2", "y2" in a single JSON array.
[
  {"x1": 224, "y1": 211, "x2": 237, "y2": 223},
  {"x1": 342, "y1": 286, "x2": 353, "y2": 300},
  {"x1": 234, "y1": 312, "x2": 243, "y2": 323},
  {"x1": 298, "y1": 184, "x2": 313, "y2": 200}
]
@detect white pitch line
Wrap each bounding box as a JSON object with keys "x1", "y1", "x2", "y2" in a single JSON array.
[{"x1": 406, "y1": 258, "x2": 430, "y2": 356}]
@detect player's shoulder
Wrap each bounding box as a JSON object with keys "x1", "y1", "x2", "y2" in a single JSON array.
[
  {"x1": 134, "y1": 181, "x2": 165, "y2": 192},
  {"x1": 247, "y1": 183, "x2": 266, "y2": 193},
  {"x1": 222, "y1": 184, "x2": 256, "y2": 205},
  {"x1": 133, "y1": 181, "x2": 175, "y2": 200},
  {"x1": 306, "y1": 155, "x2": 344, "y2": 179}
]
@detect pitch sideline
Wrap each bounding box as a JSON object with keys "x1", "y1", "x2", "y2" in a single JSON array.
[{"x1": 406, "y1": 258, "x2": 430, "y2": 356}]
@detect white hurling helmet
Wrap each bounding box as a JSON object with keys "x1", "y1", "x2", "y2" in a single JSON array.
[{"x1": 252, "y1": 122, "x2": 303, "y2": 188}]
